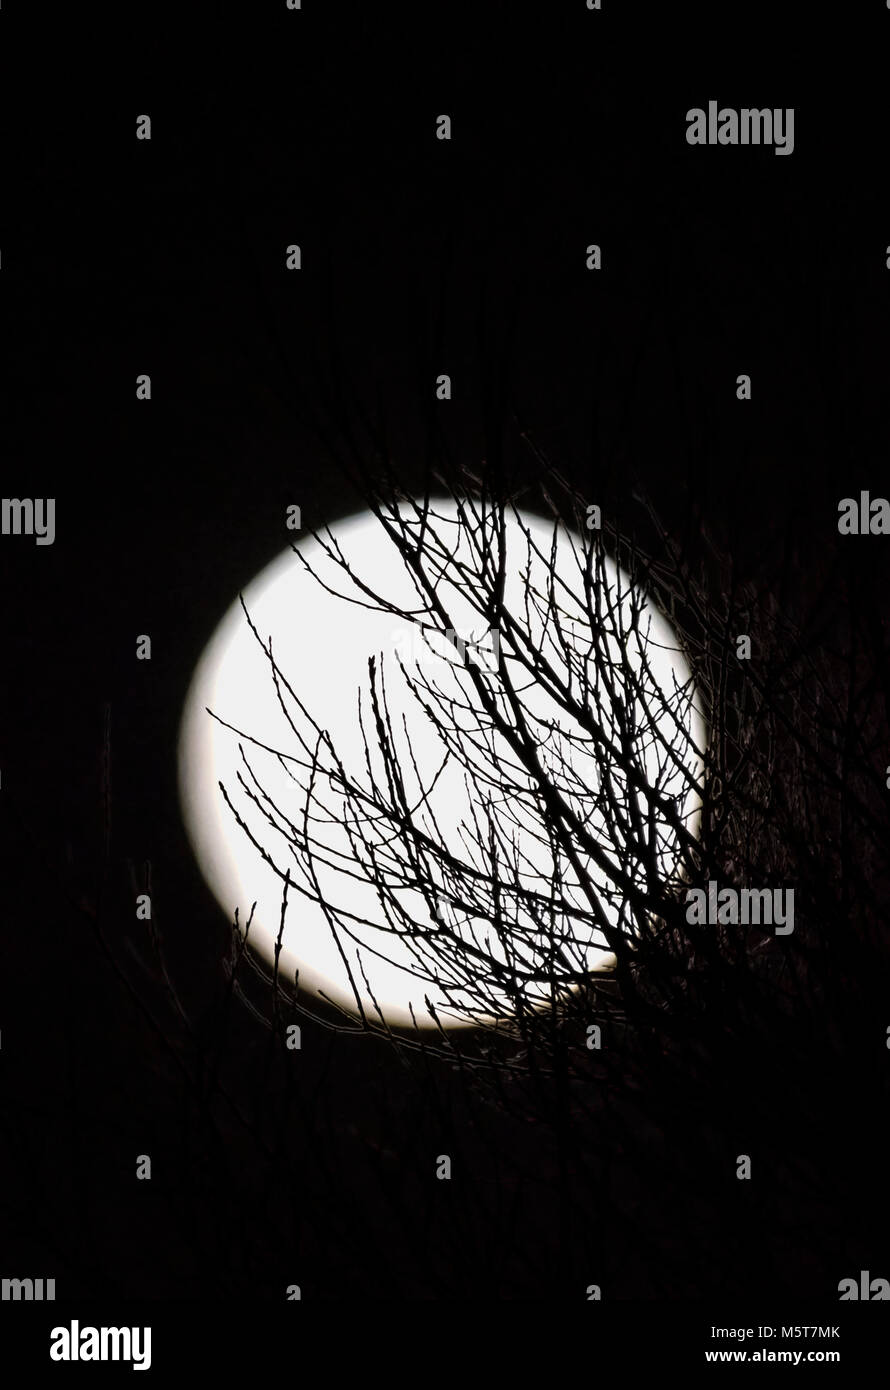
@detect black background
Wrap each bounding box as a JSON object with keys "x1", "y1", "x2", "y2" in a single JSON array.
[{"x1": 1, "y1": 1, "x2": 889, "y2": 1307}]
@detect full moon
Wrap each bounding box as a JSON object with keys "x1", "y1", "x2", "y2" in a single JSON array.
[{"x1": 178, "y1": 501, "x2": 705, "y2": 1029}]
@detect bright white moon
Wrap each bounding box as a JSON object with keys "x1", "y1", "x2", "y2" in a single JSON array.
[{"x1": 179, "y1": 501, "x2": 705, "y2": 1029}]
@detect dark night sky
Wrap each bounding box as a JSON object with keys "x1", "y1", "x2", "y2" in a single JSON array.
[{"x1": 1, "y1": 2, "x2": 889, "y2": 1305}]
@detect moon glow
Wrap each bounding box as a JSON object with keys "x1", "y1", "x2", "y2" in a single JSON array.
[{"x1": 178, "y1": 502, "x2": 705, "y2": 1029}]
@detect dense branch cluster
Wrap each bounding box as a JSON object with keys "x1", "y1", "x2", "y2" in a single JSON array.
[{"x1": 214, "y1": 479, "x2": 708, "y2": 1037}]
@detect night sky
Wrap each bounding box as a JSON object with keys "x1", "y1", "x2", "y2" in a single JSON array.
[{"x1": 2, "y1": 0, "x2": 890, "y2": 1324}]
